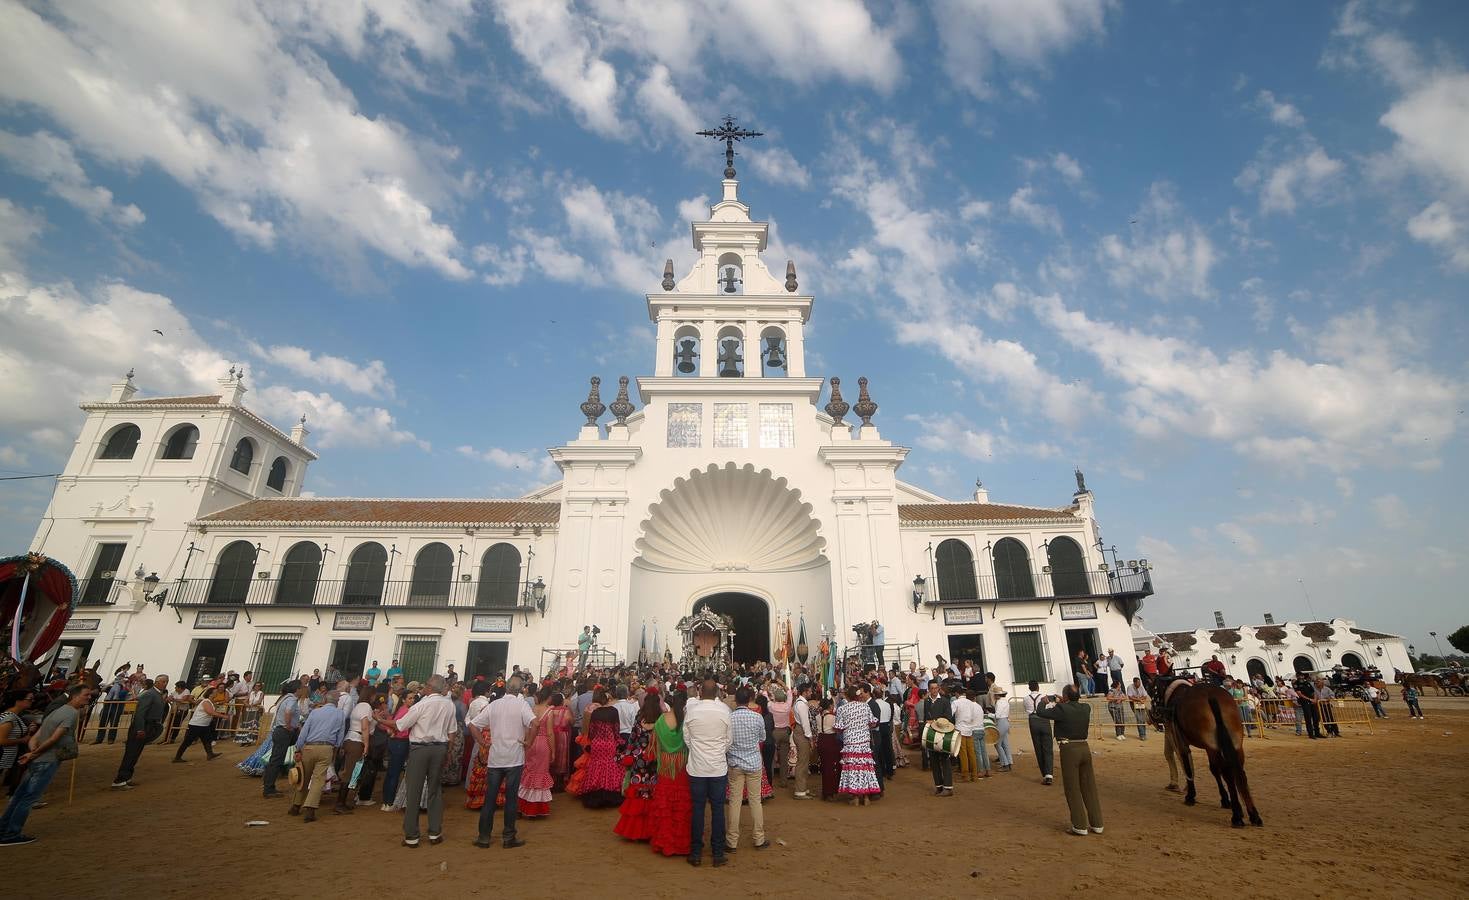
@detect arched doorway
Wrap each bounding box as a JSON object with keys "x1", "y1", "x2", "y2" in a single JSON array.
[
  {"x1": 697, "y1": 593, "x2": 769, "y2": 665},
  {"x1": 1340, "y1": 652, "x2": 1364, "y2": 669},
  {"x1": 1293, "y1": 655, "x2": 1315, "y2": 673},
  {"x1": 1246, "y1": 658, "x2": 1269, "y2": 683}
]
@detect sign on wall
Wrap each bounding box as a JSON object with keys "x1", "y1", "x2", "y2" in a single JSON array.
[
  {"x1": 194, "y1": 611, "x2": 238, "y2": 629},
  {"x1": 470, "y1": 614, "x2": 513, "y2": 634},
  {"x1": 943, "y1": 607, "x2": 984, "y2": 626},
  {"x1": 333, "y1": 612, "x2": 375, "y2": 631},
  {"x1": 64, "y1": 618, "x2": 101, "y2": 633},
  {"x1": 1059, "y1": 602, "x2": 1097, "y2": 621}
]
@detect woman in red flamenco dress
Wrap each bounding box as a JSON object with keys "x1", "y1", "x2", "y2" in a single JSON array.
[
  {"x1": 613, "y1": 694, "x2": 662, "y2": 840},
  {"x1": 648, "y1": 693, "x2": 692, "y2": 858},
  {"x1": 517, "y1": 686, "x2": 557, "y2": 818}
]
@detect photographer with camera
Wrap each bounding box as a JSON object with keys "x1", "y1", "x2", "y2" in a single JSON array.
[{"x1": 1034, "y1": 685, "x2": 1103, "y2": 835}]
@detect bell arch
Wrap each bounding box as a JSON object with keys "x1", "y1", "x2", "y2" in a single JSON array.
[
  {"x1": 715, "y1": 325, "x2": 744, "y2": 377},
  {"x1": 760, "y1": 325, "x2": 787, "y2": 377},
  {"x1": 716, "y1": 251, "x2": 744, "y2": 294},
  {"x1": 673, "y1": 324, "x2": 701, "y2": 376}
]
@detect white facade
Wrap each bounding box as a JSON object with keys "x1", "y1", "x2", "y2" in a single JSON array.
[
  {"x1": 1132, "y1": 616, "x2": 1413, "y2": 681},
  {"x1": 31, "y1": 172, "x2": 1152, "y2": 694}
]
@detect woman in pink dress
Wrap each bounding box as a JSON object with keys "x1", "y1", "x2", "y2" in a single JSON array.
[
  {"x1": 547, "y1": 692, "x2": 572, "y2": 792},
  {"x1": 518, "y1": 686, "x2": 556, "y2": 818}
]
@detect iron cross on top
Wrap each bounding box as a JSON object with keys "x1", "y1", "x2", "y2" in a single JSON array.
[{"x1": 696, "y1": 116, "x2": 763, "y2": 179}]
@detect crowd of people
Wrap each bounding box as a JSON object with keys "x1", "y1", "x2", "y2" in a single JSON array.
[{"x1": 0, "y1": 635, "x2": 1421, "y2": 850}]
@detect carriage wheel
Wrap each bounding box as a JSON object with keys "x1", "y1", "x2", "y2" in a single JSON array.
[{"x1": 1450, "y1": 685, "x2": 1466, "y2": 697}]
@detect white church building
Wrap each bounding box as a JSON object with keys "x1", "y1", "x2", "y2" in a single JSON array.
[{"x1": 28, "y1": 156, "x2": 1153, "y2": 693}]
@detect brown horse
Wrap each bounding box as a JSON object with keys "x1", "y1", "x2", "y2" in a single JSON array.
[
  {"x1": 1395, "y1": 670, "x2": 1445, "y2": 696},
  {"x1": 1154, "y1": 681, "x2": 1262, "y2": 827}
]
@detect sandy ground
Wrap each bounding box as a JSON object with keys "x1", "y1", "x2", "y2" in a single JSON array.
[{"x1": 9, "y1": 697, "x2": 1468, "y2": 900}]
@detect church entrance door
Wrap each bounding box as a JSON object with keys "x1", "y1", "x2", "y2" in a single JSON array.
[{"x1": 697, "y1": 593, "x2": 769, "y2": 665}]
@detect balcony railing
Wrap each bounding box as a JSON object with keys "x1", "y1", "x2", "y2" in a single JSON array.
[
  {"x1": 77, "y1": 577, "x2": 122, "y2": 607},
  {"x1": 924, "y1": 567, "x2": 1153, "y2": 605},
  {"x1": 166, "y1": 577, "x2": 540, "y2": 622}
]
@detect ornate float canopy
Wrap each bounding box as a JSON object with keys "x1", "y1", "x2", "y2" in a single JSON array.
[
  {"x1": 676, "y1": 603, "x2": 736, "y2": 672},
  {"x1": 2, "y1": 552, "x2": 78, "y2": 664}
]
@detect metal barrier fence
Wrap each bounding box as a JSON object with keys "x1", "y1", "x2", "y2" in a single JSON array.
[
  {"x1": 75, "y1": 699, "x2": 269, "y2": 745},
  {"x1": 1247, "y1": 698, "x2": 1373, "y2": 737}
]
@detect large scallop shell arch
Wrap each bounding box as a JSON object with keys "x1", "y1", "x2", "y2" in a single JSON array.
[{"x1": 634, "y1": 463, "x2": 826, "y2": 573}]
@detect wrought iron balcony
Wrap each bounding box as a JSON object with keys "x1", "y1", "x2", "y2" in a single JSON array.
[
  {"x1": 917, "y1": 566, "x2": 1153, "y2": 619},
  {"x1": 76, "y1": 577, "x2": 122, "y2": 607},
  {"x1": 164, "y1": 576, "x2": 546, "y2": 624}
]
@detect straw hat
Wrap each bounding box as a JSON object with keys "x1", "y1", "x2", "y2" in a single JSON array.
[
  {"x1": 926, "y1": 717, "x2": 956, "y2": 734},
  {"x1": 288, "y1": 764, "x2": 303, "y2": 788}
]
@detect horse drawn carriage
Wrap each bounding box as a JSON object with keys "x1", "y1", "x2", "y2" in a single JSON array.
[
  {"x1": 1325, "y1": 665, "x2": 1389, "y2": 701},
  {"x1": 0, "y1": 552, "x2": 82, "y2": 694}
]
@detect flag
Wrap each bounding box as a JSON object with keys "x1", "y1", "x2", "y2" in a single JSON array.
[
  {"x1": 638, "y1": 621, "x2": 648, "y2": 665},
  {"x1": 796, "y1": 613, "x2": 808, "y2": 664}
]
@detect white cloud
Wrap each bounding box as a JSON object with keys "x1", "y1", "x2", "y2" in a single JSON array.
[
  {"x1": 1406, "y1": 201, "x2": 1469, "y2": 269},
  {"x1": 1031, "y1": 295, "x2": 1462, "y2": 470},
  {"x1": 472, "y1": 243, "x2": 531, "y2": 286},
  {"x1": 747, "y1": 146, "x2": 811, "y2": 188},
  {"x1": 1237, "y1": 146, "x2": 1345, "y2": 215},
  {"x1": 1254, "y1": 89, "x2": 1306, "y2": 128},
  {"x1": 0, "y1": 199, "x2": 45, "y2": 271},
  {"x1": 1215, "y1": 522, "x2": 1261, "y2": 555},
  {"x1": 0, "y1": 268, "x2": 423, "y2": 456},
  {"x1": 1334, "y1": 476, "x2": 1355, "y2": 500},
  {"x1": 1097, "y1": 182, "x2": 1217, "y2": 300},
  {"x1": 1008, "y1": 186, "x2": 1063, "y2": 234},
  {"x1": 256, "y1": 345, "x2": 395, "y2": 399},
  {"x1": 933, "y1": 0, "x2": 1113, "y2": 99},
  {"x1": 457, "y1": 443, "x2": 558, "y2": 480},
  {"x1": 960, "y1": 200, "x2": 993, "y2": 220},
  {"x1": 906, "y1": 413, "x2": 1060, "y2": 462},
  {"x1": 0, "y1": 130, "x2": 144, "y2": 226},
  {"x1": 0, "y1": 2, "x2": 474, "y2": 280},
  {"x1": 1051, "y1": 152, "x2": 1084, "y2": 184},
  {"x1": 1371, "y1": 493, "x2": 1409, "y2": 530}
]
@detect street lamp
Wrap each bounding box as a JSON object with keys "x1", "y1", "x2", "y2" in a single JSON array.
[
  {"x1": 1430, "y1": 631, "x2": 1445, "y2": 661},
  {"x1": 911, "y1": 574, "x2": 928, "y2": 612}
]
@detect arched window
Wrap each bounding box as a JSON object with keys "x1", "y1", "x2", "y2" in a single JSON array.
[
  {"x1": 993, "y1": 537, "x2": 1036, "y2": 599},
  {"x1": 935, "y1": 539, "x2": 978, "y2": 602},
  {"x1": 159, "y1": 424, "x2": 200, "y2": 459},
  {"x1": 1046, "y1": 536, "x2": 1089, "y2": 597},
  {"x1": 1292, "y1": 655, "x2": 1314, "y2": 673},
  {"x1": 476, "y1": 543, "x2": 521, "y2": 608},
  {"x1": 410, "y1": 542, "x2": 454, "y2": 606},
  {"x1": 343, "y1": 542, "x2": 387, "y2": 606},
  {"x1": 229, "y1": 438, "x2": 255, "y2": 475},
  {"x1": 1245, "y1": 658, "x2": 1269, "y2": 683},
  {"x1": 275, "y1": 541, "x2": 321, "y2": 605},
  {"x1": 673, "y1": 324, "x2": 701, "y2": 376},
  {"x1": 716, "y1": 325, "x2": 744, "y2": 378},
  {"x1": 1340, "y1": 652, "x2": 1364, "y2": 670},
  {"x1": 716, "y1": 252, "x2": 744, "y2": 294},
  {"x1": 98, "y1": 423, "x2": 141, "y2": 459},
  {"x1": 760, "y1": 325, "x2": 788, "y2": 377},
  {"x1": 208, "y1": 540, "x2": 256, "y2": 604},
  {"x1": 266, "y1": 457, "x2": 288, "y2": 492}
]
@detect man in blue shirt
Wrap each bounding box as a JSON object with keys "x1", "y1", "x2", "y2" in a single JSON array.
[
  {"x1": 365, "y1": 661, "x2": 381, "y2": 685},
  {"x1": 724, "y1": 686, "x2": 768, "y2": 853},
  {"x1": 290, "y1": 691, "x2": 345, "y2": 822},
  {"x1": 872, "y1": 622, "x2": 886, "y2": 668}
]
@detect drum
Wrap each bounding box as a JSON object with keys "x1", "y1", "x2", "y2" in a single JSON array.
[{"x1": 921, "y1": 720, "x2": 960, "y2": 756}]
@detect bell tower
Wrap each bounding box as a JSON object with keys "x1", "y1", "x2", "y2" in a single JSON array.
[{"x1": 648, "y1": 118, "x2": 811, "y2": 381}]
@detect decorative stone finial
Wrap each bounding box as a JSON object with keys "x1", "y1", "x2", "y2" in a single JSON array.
[
  {"x1": 300, "y1": 414, "x2": 308, "y2": 426},
  {"x1": 662, "y1": 259, "x2": 675, "y2": 291},
  {"x1": 580, "y1": 376, "x2": 605, "y2": 425},
  {"x1": 785, "y1": 260, "x2": 798, "y2": 292},
  {"x1": 854, "y1": 377, "x2": 878, "y2": 426},
  {"x1": 126, "y1": 367, "x2": 135, "y2": 380},
  {"x1": 609, "y1": 375, "x2": 635, "y2": 425},
  {"x1": 228, "y1": 365, "x2": 236, "y2": 379},
  {"x1": 824, "y1": 377, "x2": 849, "y2": 423}
]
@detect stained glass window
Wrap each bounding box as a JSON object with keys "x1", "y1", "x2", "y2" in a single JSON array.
[
  {"x1": 759, "y1": 403, "x2": 794, "y2": 448},
  {"x1": 667, "y1": 403, "x2": 701, "y2": 448},
  {"x1": 713, "y1": 403, "x2": 748, "y2": 448}
]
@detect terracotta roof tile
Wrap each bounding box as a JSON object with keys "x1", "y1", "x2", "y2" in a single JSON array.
[
  {"x1": 898, "y1": 502, "x2": 1076, "y2": 524},
  {"x1": 1349, "y1": 626, "x2": 1400, "y2": 640},
  {"x1": 117, "y1": 395, "x2": 223, "y2": 405},
  {"x1": 198, "y1": 498, "x2": 559, "y2": 527}
]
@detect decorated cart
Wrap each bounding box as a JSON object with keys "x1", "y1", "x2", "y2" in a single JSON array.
[
  {"x1": 1, "y1": 552, "x2": 78, "y2": 692},
  {"x1": 676, "y1": 604, "x2": 735, "y2": 673}
]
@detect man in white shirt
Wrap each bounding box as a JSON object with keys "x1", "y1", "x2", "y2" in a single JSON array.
[
  {"x1": 986, "y1": 672, "x2": 1013, "y2": 771},
  {"x1": 952, "y1": 689, "x2": 986, "y2": 782},
  {"x1": 393, "y1": 675, "x2": 459, "y2": 848},
  {"x1": 1022, "y1": 680, "x2": 1054, "y2": 785},
  {"x1": 469, "y1": 675, "x2": 535, "y2": 849},
  {"x1": 683, "y1": 679, "x2": 732, "y2": 867},
  {"x1": 612, "y1": 684, "x2": 639, "y2": 735},
  {"x1": 792, "y1": 682, "x2": 815, "y2": 799}
]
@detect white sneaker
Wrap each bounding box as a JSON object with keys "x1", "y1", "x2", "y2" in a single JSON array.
[
  {"x1": 1116, "y1": 735, "x2": 1126, "y2": 741},
  {"x1": 1043, "y1": 775, "x2": 1053, "y2": 785},
  {"x1": 1090, "y1": 826, "x2": 1104, "y2": 834},
  {"x1": 110, "y1": 782, "x2": 132, "y2": 790},
  {"x1": 380, "y1": 804, "x2": 392, "y2": 812},
  {"x1": 1069, "y1": 827, "x2": 1088, "y2": 836}
]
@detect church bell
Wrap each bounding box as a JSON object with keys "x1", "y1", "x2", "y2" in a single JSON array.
[
  {"x1": 717, "y1": 338, "x2": 743, "y2": 377},
  {"x1": 675, "y1": 337, "x2": 699, "y2": 374},
  {"x1": 762, "y1": 336, "x2": 785, "y2": 371}
]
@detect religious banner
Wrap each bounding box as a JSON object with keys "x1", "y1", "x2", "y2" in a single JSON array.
[
  {"x1": 194, "y1": 610, "x2": 237, "y2": 629},
  {"x1": 943, "y1": 607, "x2": 984, "y2": 626},
  {"x1": 333, "y1": 612, "x2": 375, "y2": 631},
  {"x1": 1060, "y1": 602, "x2": 1098, "y2": 621},
  {"x1": 470, "y1": 614, "x2": 513, "y2": 634}
]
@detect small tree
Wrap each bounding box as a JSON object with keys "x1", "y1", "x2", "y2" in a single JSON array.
[{"x1": 1449, "y1": 625, "x2": 1469, "y2": 655}]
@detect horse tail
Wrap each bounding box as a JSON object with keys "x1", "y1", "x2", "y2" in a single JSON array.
[{"x1": 1208, "y1": 694, "x2": 1238, "y2": 771}]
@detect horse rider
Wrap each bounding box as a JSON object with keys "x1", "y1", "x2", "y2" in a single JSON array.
[{"x1": 1201, "y1": 655, "x2": 1228, "y2": 686}]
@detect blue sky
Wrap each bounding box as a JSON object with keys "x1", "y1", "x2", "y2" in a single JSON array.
[{"x1": 1, "y1": 1, "x2": 1465, "y2": 651}]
